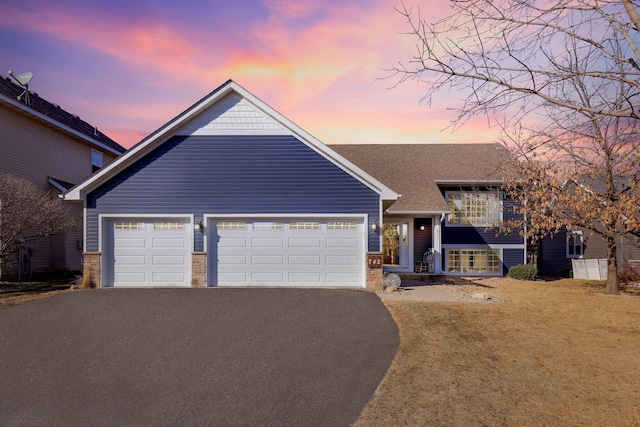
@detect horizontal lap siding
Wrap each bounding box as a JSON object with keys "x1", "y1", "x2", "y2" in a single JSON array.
[
  {"x1": 503, "y1": 249, "x2": 525, "y2": 274},
  {"x1": 86, "y1": 136, "x2": 380, "y2": 252}
]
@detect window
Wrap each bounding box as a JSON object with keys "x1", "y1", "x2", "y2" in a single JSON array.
[
  {"x1": 447, "y1": 192, "x2": 501, "y2": 226},
  {"x1": 218, "y1": 222, "x2": 246, "y2": 230},
  {"x1": 253, "y1": 222, "x2": 283, "y2": 230},
  {"x1": 447, "y1": 248, "x2": 500, "y2": 273},
  {"x1": 154, "y1": 222, "x2": 185, "y2": 230},
  {"x1": 290, "y1": 222, "x2": 320, "y2": 230},
  {"x1": 567, "y1": 231, "x2": 584, "y2": 258},
  {"x1": 91, "y1": 149, "x2": 103, "y2": 173},
  {"x1": 115, "y1": 222, "x2": 144, "y2": 230},
  {"x1": 327, "y1": 221, "x2": 357, "y2": 230}
]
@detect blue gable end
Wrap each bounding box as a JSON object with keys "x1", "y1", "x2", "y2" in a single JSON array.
[{"x1": 85, "y1": 135, "x2": 380, "y2": 252}]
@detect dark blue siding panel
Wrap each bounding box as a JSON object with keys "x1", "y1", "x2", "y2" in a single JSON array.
[
  {"x1": 503, "y1": 249, "x2": 525, "y2": 274},
  {"x1": 86, "y1": 135, "x2": 380, "y2": 252}
]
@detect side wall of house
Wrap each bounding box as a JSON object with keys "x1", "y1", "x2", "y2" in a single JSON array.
[
  {"x1": 85, "y1": 135, "x2": 381, "y2": 253},
  {"x1": 0, "y1": 106, "x2": 118, "y2": 278}
]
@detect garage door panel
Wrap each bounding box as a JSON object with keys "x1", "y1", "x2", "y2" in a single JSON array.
[
  {"x1": 289, "y1": 238, "x2": 321, "y2": 247},
  {"x1": 115, "y1": 238, "x2": 147, "y2": 248},
  {"x1": 289, "y1": 272, "x2": 322, "y2": 283},
  {"x1": 252, "y1": 272, "x2": 284, "y2": 283},
  {"x1": 326, "y1": 238, "x2": 359, "y2": 248},
  {"x1": 252, "y1": 237, "x2": 284, "y2": 247},
  {"x1": 117, "y1": 255, "x2": 147, "y2": 266},
  {"x1": 326, "y1": 255, "x2": 359, "y2": 265},
  {"x1": 252, "y1": 255, "x2": 284, "y2": 264},
  {"x1": 152, "y1": 255, "x2": 186, "y2": 266},
  {"x1": 289, "y1": 255, "x2": 321, "y2": 265},
  {"x1": 212, "y1": 218, "x2": 364, "y2": 287},
  {"x1": 152, "y1": 238, "x2": 186, "y2": 248},
  {"x1": 115, "y1": 272, "x2": 147, "y2": 283},
  {"x1": 109, "y1": 219, "x2": 190, "y2": 287}
]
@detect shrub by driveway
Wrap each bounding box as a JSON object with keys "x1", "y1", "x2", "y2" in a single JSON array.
[{"x1": 0, "y1": 288, "x2": 398, "y2": 426}]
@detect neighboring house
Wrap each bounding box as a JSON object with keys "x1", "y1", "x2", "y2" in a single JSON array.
[
  {"x1": 332, "y1": 144, "x2": 526, "y2": 276},
  {"x1": 0, "y1": 74, "x2": 126, "y2": 280},
  {"x1": 64, "y1": 80, "x2": 399, "y2": 288},
  {"x1": 538, "y1": 230, "x2": 640, "y2": 277}
]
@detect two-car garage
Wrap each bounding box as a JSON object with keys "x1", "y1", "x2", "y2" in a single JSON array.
[{"x1": 104, "y1": 216, "x2": 366, "y2": 288}]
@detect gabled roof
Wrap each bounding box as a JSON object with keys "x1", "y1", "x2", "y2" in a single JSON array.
[
  {"x1": 0, "y1": 74, "x2": 125, "y2": 155},
  {"x1": 64, "y1": 79, "x2": 399, "y2": 202},
  {"x1": 331, "y1": 143, "x2": 511, "y2": 213}
]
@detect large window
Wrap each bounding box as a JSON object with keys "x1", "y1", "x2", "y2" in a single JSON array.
[
  {"x1": 566, "y1": 231, "x2": 584, "y2": 258},
  {"x1": 447, "y1": 192, "x2": 502, "y2": 226},
  {"x1": 447, "y1": 248, "x2": 500, "y2": 273}
]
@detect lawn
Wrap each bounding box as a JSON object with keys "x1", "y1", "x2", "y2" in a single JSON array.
[
  {"x1": 355, "y1": 278, "x2": 640, "y2": 426},
  {"x1": 0, "y1": 281, "x2": 71, "y2": 309}
]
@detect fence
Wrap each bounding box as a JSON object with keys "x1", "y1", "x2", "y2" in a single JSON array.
[{"x1": 571, "y1": 259, "x2": 607, "y2": 280}]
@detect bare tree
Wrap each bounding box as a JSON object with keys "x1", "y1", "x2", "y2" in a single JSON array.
[
  {"x1": 392, "y1": 0, "x2": 640, "y2": 294},
  {"x1": 0, "y1": 174, "x2": 78, "y2": 275}
]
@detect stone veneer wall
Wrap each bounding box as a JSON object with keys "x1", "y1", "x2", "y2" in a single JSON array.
[
  {"x1": 366, "y1": 252, "x2": 383, "y2": 291},
  {"x1": 191, "y1": 252, "x2": 206, "y2": 287},
  {"x1": 83, "y1": 252, "x2": 101, "y2": 288}
]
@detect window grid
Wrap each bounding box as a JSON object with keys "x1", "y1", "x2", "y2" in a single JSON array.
[
  {"x1": 290, "y1": 221, "x2": 320, "y2": 230},
  {"x1": 447, "y1": 249, "x2": 500, "y2": 273},
  {"x1": 115, "y1": 222, "x2": 145, "y2": 230},
  {"x1": 154, "y1": 222, "x2": 185, "y2": 230},
  {"x1": 253, "y1": 222, "x2": 284, "y2": 230},
  {"x1": 327, "y1": 221, "x2": 357, "y2": 230},
  {"x1": 448, "y1": 193, "x2": 501, "y2": 226},
  {"x1": 218, "y1": 221, "x2": 246, "y2": 230}
]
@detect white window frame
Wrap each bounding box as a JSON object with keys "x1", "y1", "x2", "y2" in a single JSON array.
[
  {"x1": 566, "y1": 231, "x2": 584, "y2": 258},
  {"x1": 445, "y1": 191, "x2": 503, "y2": 227}
]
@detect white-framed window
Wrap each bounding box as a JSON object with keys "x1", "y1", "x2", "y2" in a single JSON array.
[
  {"x1": 218, "y1": 221, "x2": 246, "y2": 230},
  {"x1": 154, "y1": 222, "x2": 185, "y2": 230},
  {"x1": 290, "y1": 221, "x2": 320, "y2": 230},
  {"x1": 446, "y1": 191, "x2": 502, "y2": 226},
  {"x1": 91, "y1": 149, "x2": 103, "y2": 173},
  {"x1": 114, "y1": 222, "x2": 145, "y2": 230},
  {"x1": 327, "y1": 221, "x2": 357, "y2": 230},
  {"x1": 447, "y1": 248, "x2": 501, "y2": 273},
  {"x1": 566, "y1": 231, "x2": 584, "y2": 258},
  {"x1": 253, "y1": 222, "x2": 283, "y2": 230}
]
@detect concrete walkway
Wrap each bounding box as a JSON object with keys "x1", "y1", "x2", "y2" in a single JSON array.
[{"x1": 378, "y1": 280, "x2": 460, "y2": 302}]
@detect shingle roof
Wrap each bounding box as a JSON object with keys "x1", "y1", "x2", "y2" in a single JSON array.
[
  {"x1": 0, "y1": 74, "x2": 125, "y2": 154},
  {"x1": 330, "y1": 143, "x2": 511, "y2": 213}
]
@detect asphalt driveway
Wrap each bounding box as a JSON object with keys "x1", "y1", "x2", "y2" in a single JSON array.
[{"x1": 0, "y1": 288, "x2": 398, "y2": 426}]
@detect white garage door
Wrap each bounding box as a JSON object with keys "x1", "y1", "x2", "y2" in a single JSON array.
[
  {"x1": 106, "y1": 219, "x2": 191, "y2": 287},
  {"x1": 210, "y1": 218, "x2": 365, "y2": 287}
]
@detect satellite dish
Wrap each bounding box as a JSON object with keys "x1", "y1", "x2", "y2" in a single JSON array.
[
  {"x1": 7, "y1": 70, "x2": 34, "y2": 104},
  {"x1": 15, "y1": 72, "x2": 33, "y2": 86}
]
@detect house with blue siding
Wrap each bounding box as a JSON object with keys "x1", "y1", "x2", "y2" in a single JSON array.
[
  {"x1": 65, "y1": 80, "x2": 398, "y2": 288},
  {"x1": 332, "y1": 144, "x2": 526, "y2": 276},
  {"x1": 65, "y1": 80, "x2": 526, "y2": 288}
]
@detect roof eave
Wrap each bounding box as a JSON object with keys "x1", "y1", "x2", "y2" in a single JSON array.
[{"x1": 0, "y1": 93, "x2": 123, "y2": 156}]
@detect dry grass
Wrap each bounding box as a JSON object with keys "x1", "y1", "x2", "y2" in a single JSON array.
[
  {"x1": 355, "y1": 278, "x2": 640, "y2": 427},
  {"x1": 0, "y1": 282, "x2": 71, "y2": 309}
]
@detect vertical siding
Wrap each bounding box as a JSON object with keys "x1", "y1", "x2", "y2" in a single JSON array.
[
  {"x1": 86, "y1": 135, "x2": 380, "y2": 252},
  {"x1": 538, "y1": 234, "x2": 573, "y2": 277}
]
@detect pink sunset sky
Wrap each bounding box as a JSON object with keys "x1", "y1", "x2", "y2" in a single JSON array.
[{"x1": 1, "y1": 0, "x2": 499, "y2": 149}]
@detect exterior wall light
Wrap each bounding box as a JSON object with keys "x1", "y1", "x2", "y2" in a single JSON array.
[
  {"x1": 370, "y1": 221, "x2": 379, "y2": 231},
  {"x1": 194, "y1": 221, "x2": 204, "y2": 231}
]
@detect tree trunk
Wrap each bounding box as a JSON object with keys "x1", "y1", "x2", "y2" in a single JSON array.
[{"x1": 604, "y1": 231, "x2": 619, "y2": 295}]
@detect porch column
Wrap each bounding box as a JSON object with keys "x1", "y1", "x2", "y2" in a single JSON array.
[{"x1": 432, "y1": 215, "x2": 443, "y2": 274}]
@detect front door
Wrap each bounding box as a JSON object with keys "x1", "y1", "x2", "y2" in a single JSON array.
[{"x1": 383, "y1": 220, "x2": 411, "y2": 270}]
